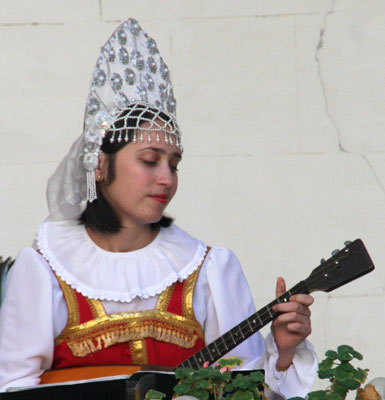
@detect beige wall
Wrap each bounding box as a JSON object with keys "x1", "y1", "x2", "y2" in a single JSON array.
[{"x1": 1, "y1": 1, "x2": 384, "y2": 390}]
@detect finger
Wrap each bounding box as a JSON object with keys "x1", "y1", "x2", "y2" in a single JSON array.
[
  {"x1": 273, "y1": 311, "x2": 310, "y2": 326},
  {"x1": 289, "y1": 294, "x2": 314, "y2": 307},
  {"x1": 273, "y1": 317, "x2": 312, "y2": 338},
  {"x1": 284, "y1": 321, "x2": 312, "y2": 336},
  {"x1": 273, "y1": 302, "x2": 311, "y2": 317},
  {"x1": 276, "y1": 277, "x2": 286, "y2": 298}
]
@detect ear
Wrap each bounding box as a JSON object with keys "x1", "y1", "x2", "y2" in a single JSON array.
[{"x1": 95, "y1": 152, "x2": 108, "y2": 182}]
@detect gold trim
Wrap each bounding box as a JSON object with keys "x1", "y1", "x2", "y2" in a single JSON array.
[
  {"x1": 87, "y1": 297, "x2": 107, "y2": 318},
  {"x1": 55, "y1": 309, "x2": 204, "y2": 357},
  {"x1": 54, "y1": 272, "x2": 80, "y2": 328},
  {"x1": 183, "y1": 246, "x2": 211, "y2": 320},
  {"x1": 156, "y1": 282, "x2": 175, "y2": 311},
  {"x1": 130, "y1": 340, "x2": 148, "y2": 365},
  {"x1": 51, "y1": 247, "x2": 212, "y2": 359}
]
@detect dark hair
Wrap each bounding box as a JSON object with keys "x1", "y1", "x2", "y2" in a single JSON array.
[{"x1": 79, "y1": 106, "x2": 174, "y2": 233}]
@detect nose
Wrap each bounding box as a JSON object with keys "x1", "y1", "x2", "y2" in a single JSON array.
[{"x1": 156, "y1": 162, "x2": 174, "y2": 187}]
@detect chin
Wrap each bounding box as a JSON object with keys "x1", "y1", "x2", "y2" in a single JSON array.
[{"x1": 143, "y1": 213, "x2": 164, "y2": 225}]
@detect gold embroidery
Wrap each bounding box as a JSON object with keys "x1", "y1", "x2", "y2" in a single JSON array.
[
  {"x1": 156, "y1": 283, "x2": 175, "y2": 311},
  {"x1": 183, "y1": 246, "x2": 211, "y2": 320},
  {"x1": 52, "y1": 246, "x2": 211, "y2": 359},
  {"x1": 54, "y1": 273, "x2": 80, "y2": 328},
  {"x1": 55, "y1": 309, "x2": 204, "y2": 357},
  {"x1": 88, "y1": 297, "x2": 107, "y2": 318},
  {"x1": 130, "y1": 340, "x2": 148, "y2": 365}
]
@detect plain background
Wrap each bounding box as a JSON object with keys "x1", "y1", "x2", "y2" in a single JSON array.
[{"x1": 0, "y1": 1, "x2": 384, "y2": 392}]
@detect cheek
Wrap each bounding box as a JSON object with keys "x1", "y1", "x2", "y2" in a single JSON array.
[{"x1": 171, "y1": 174, "x2": 178, "y2": 196}]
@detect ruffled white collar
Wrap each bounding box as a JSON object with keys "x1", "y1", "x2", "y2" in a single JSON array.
[{"x1": 36, "y1": 221, "x2": 207, "y2": 302}]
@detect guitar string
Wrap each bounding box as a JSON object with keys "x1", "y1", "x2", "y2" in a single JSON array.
[
  {"x1": 179, "y1": 250, "x2": 360, "y2": 368},
  {"x1": 180, "y1": 261, "x2": 343, "y2": 368}
]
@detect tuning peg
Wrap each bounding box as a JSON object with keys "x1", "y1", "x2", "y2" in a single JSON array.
[
  {"x1": 320, "y1": 258, "x2": 326, "y2": 264},
  {"x1": 344, "y1": 241, "x2": 352, "y2": 246},
  {"x1": 331, "y1": 249, "x2": 340, "y2": 256}
]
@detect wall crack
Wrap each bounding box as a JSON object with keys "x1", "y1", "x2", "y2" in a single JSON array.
[
  {"x1": 362, "y1": 154, "x2": 385, "y2": 196},
  {"x1": 315, "y1": 0, "x2": 347, "y2": 152}
]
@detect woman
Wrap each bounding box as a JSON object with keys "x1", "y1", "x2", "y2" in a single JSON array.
[{"x1": 0, "y1": 18, "x2": 317, "y2": 397}]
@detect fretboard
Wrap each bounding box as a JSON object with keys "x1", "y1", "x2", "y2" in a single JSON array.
[{"x1": 176, "y1": 280, "x2": 308, "y2": 370}]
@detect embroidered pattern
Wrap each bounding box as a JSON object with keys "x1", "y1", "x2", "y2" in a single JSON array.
[{"x1": 52, "y1": 246, "x2": 211, "y2": 359}]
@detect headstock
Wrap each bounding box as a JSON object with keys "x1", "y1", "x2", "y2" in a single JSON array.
[{"x1": 304, "y1": 239, "x2": 375, "y2": 293}]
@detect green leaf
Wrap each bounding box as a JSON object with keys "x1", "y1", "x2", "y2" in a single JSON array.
[
  {"x1": 145, "y1": 389, "x2": 166, "y2": 399},
  {"x1": 218, "y1": 357, "x2": 243, "y2": 368},
  {"x1": 221, "y1": 371, "x2": 232, "y2": 381},
  {"x1": 197, "y1": 380, "x2": 210, "y2": 389},
  {"x1": 308, "y1": 390, "x2": 327, "y2": 400},
  {"x1": 354, "y1": 368, "x2": 368, "y2": 384},
  {"x1": 338, "y1": 362, "x2": 354, "y2": 372},
  {"x1": 351, "y1": 350, "x2": 363, "y2": 361},
  {"x1": 337, "y1": 346, "x2": 354, "y2": 362},
  {"x1": 325, "y1": 392, "x2": 344, "y2": 400},
  {"x1": 318, "y1": 369, "x2": 334, "y2": 380},
  {"x1": 325, "y1": 350, "x2": 338, "y2": 359},
  {"x1": 189, "y1": 389, "x2": 210, "y2": 400},
  {"x1": 337, "y1": 345, "x2": 354, "y2": 353},
  {"x1": 175, "y1": 367, "x2": 194, "y2": 379},
  {"x1": 319, "y1": 358, "x2": 334, "y2": 371},
  {"x1": 331, "y1": 383, "x2": 348, "y2": 398},
  {"x1": 347, "y1": 380, "x2": 362, "y2": 390},
  {"x1": 249, "y1": 371, "x2": 265, "y2": 384},
  {"x1": 334, "y1": 366, "x2": 351, "y2": 382},
  {"x1": 174, "y1": 383, "x2": 191, "y2": 395},
  {"x1": 231, "y1": 390, "x2": 255, "y2": 400},
  {"x1": 337, "y1": 351, "x2": 353, "y2": 362}
]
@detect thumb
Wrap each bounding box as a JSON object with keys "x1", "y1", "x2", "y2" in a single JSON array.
[{"x1": 276, "y1": 276, "x2": 286, "y2": 298}]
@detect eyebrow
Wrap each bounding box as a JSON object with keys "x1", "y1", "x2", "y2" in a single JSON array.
[{"x1": 136, "y1": 147, "x2": 182, "y2": 159}]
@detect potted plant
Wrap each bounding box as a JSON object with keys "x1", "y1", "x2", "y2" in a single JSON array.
[{"x1": 146, "y1": 358, "x2": 267, "y2": 400}]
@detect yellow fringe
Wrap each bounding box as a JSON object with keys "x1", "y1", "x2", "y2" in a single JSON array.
[{"x1": 66, "y1": 322, "x2": 199, "y2": 357}]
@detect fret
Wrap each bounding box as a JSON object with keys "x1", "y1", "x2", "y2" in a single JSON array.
[
  {"x1": 221, "y1": 336, "x2": 229, "y2": 351},
  {"x1": 195, "y1": 354, "x2": 204, "y2": 366},
  {"x1": 209, "y1": 340, "x2": 221, "y2": 354},
  {"x1": 201, "y1": 346, "x2": 213, "y2": 363},
  {"x1": 229, "y1": 330, "x2": 237, "y2": 345},
  {"x1": 238, "y1": 324, "x2": 245, "y2": 339},
  {"x1": 176, "y1": 280, "x2": 315, "y2": 371},
  {"x1": 190, "y1": 355, "x2": 199, "y2": 370},
  {"x1": 185, "y1": 358, "x2": 193, "y2": 369},
  {"x1": 247, "y1": 318, "x2": 254, "y2": 333},
  {"x1": 205, "y1": 344, "x2": 215, "y2": 362},
  {"x1": 213, "y1": 340, "x2": 221, "y2": 355}
]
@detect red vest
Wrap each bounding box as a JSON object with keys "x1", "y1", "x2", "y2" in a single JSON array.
[{"x1": 52, "y1": 249, "x2": 209, "y2": 369}]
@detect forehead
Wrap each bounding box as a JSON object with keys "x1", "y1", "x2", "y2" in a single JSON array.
[{"x1": 134, "y1": 141, "x2": 182, "y2": 157}]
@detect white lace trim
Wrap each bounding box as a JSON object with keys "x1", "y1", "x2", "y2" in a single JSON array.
[{"x1": 36, "y1": 221, "x2": 207, "y2": 302}]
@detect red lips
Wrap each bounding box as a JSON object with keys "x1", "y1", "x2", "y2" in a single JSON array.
[{"x1": 149, "y1": 194, "x2": 168, "y2": 204}]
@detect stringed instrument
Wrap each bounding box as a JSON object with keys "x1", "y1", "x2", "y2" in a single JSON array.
[{"x1": 41, "y1": 238, "x2": 374, "y2": 384}]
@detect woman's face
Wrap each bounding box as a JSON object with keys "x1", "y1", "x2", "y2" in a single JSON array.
[{"x1": 99, "y1": 121, "x2": 182, "y2": 229}]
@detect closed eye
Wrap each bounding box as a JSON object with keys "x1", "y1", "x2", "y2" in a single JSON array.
[{"x1": 142, "y1": 160, "x2": 156, "y2": 166}]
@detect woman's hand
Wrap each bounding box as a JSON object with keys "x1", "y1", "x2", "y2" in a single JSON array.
[{"x1": 271, "y1": 277, "x2": 314, "y2": 370}]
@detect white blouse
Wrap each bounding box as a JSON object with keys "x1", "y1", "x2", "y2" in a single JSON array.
[{"x1": 0, "y1": 221, "x2": 317, "y2": 398}]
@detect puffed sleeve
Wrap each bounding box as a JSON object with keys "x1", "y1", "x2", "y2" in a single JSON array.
[
  {"x1": 193, "y1": 246, "x2": 318, "y2": 399},
  {"x1": 0, "y1": 248, "x2": 61, "y2": 392}
]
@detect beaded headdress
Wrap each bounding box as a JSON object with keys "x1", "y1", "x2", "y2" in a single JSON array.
[{"x1": 46, "y1": 18, "x2": 181, "y2": 221}]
